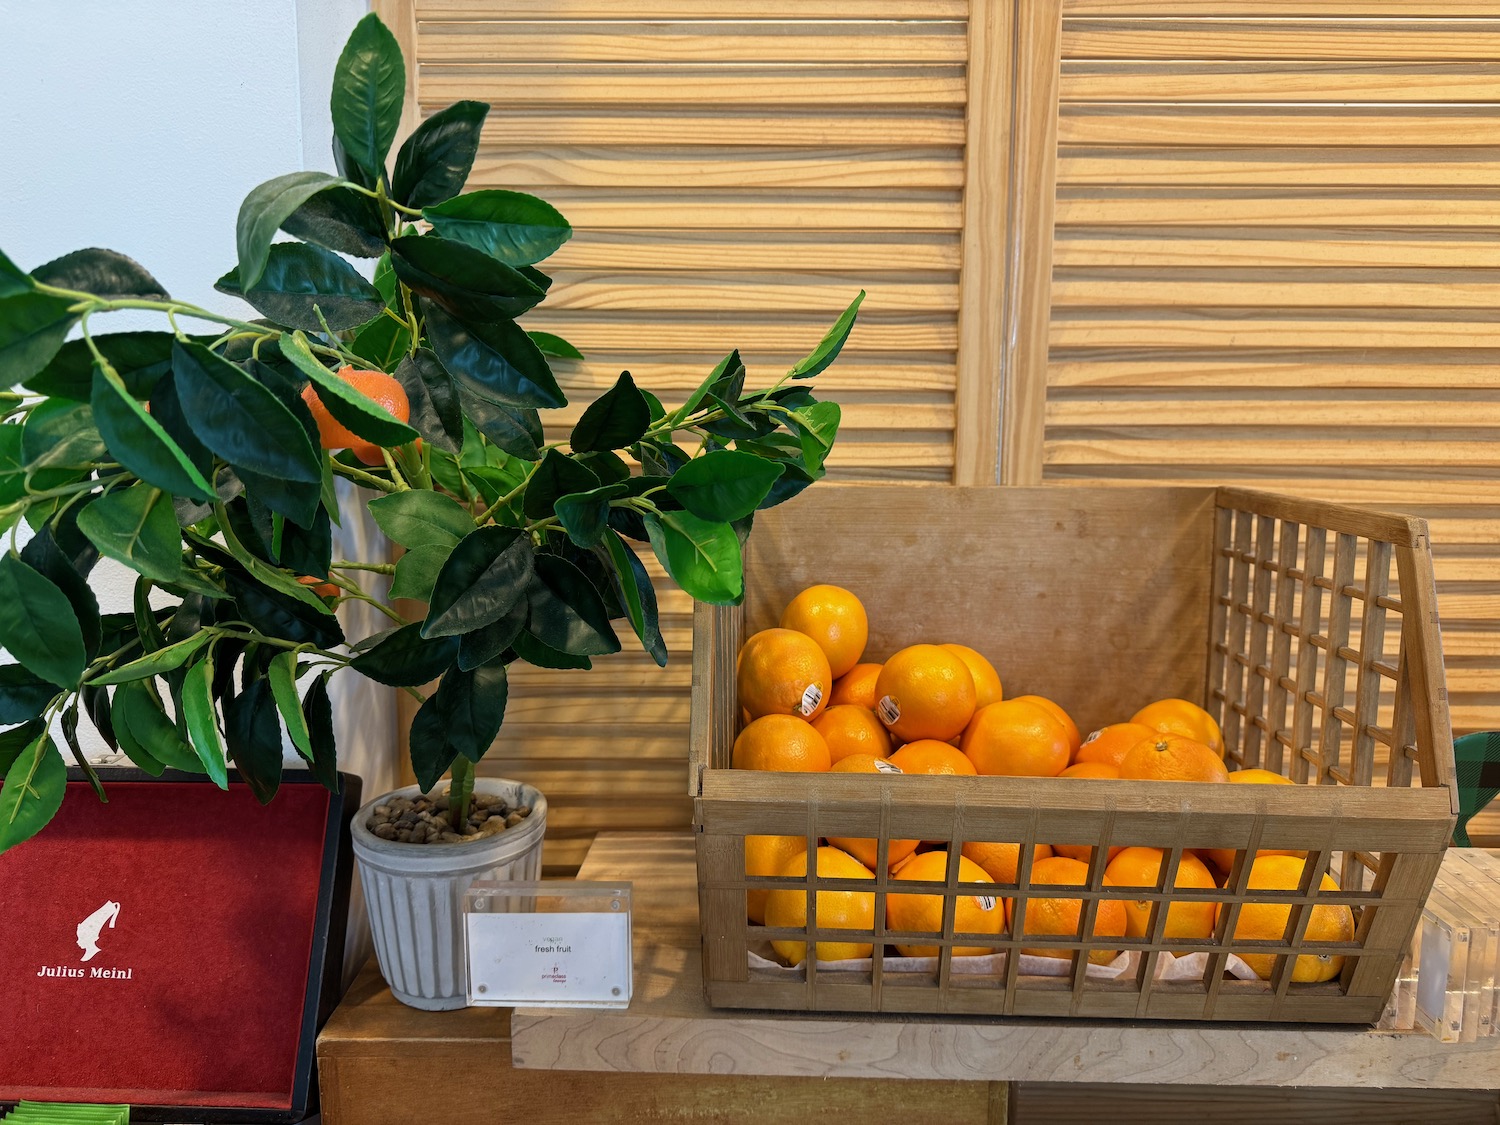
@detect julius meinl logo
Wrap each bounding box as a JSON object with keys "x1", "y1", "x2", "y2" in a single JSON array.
[{"x1": 35, "y1": 900, "x2": 134, "y2": 980}]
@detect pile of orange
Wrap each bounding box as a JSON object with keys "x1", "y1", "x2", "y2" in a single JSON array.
[{"x1": 734, "y1": 583, "x2": 1355, "y2": 981}]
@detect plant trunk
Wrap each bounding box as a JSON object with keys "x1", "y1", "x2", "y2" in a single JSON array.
[{"x1": 448, "y1": 757, "x2": 475, "y2": 832}]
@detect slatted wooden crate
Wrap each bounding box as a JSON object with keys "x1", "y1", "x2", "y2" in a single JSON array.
[{"x1": 690, "y1": 484, "x2": 1456, "y2": 1022}]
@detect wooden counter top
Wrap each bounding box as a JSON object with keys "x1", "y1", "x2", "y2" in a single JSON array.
[{"x1": 509, "y1": 833, "x2": 1500, "y2": 1090}]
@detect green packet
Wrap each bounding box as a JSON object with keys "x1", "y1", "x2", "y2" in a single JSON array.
[{"x1": 6, "y1": 1104, "x2": 128, "y2": 1124}]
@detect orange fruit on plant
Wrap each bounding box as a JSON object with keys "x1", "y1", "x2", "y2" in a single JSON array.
[
  {"x1": 874, "y1": 644, "x2": 977, "y2": 743},
  {"x1": 1074, "y1": 722, "x2": 1158, "y2": 770},
  {"x1": 1119, "y1": 734, "x2": 1230, "y2": 783},
  {"x1": 962, "y1": 840, "x2": 1053, "y2": 886},
  {"x1": 1103, "y1": 847, "x2": 1218, "y2": 942},
  {"x1": 297, "y1": 574, "x2": 340, "y2": 599},
  {"x1": 1058, "y1": 761, "x2": 1119, "y2": 780},
  {"x1": 887, "y1": 851, "x2": 1005, "y2": 957},
  {"x1": 1220, "y1": 855, "x2": 1355, "y2": 982},
  {"x1": 737, "y1": 628, "x2": 832, "y2": 721},
  {"x1": 1007, "y1": 855, "x2": 1128, "y2": 964},
  {"x1": 779, "y1": 584, "x2": 868, "y2": 679},
  {"x1": 940, "y1": 644, "x2": 1003, "y2": 709},
  {"x1": 1010, "y1": 695, "x2": 1081, "y2": 757},
  {"x1": 960, "y1": 699, "x2": 1070, "y2": 777},
  {"x1": 1206, "y1": 768, "x2": 1300, "y2": 873},
  {"x1": 1132, "y1": 697, "x2": 1224, "y2": 759},
  {"x1": 827, "y1": 754, "x2": 918, "y2": 870},
  {"x1": 301, "y1": 365, "x2": 410, "y2": 465},
  {"x1": 764, "y1": 846, "x2": 876, "y2": 964},
  {"x1": 828, "y1": 663, "x2": 882, "y2": 709},
  {"x1": 811, "y1": 704, "x2": 891, "y2": 765},
  {"x1": 732, "y1": 714, "x2": 831, "y2": 772},
  {"x1": 745, "y1": 834, "x2": 808, "y2": 924},
  {"x1": 889, "y1": 740, "x2": 977, "y2": 777}
]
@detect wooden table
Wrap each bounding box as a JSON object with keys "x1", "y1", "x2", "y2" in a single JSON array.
[{"x1": 319, "y1": 833, "x2": 1500, "y2": 1124}]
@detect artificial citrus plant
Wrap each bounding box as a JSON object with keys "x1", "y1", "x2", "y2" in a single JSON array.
[{"x1": 0, "y1": 13, "x2": 861, "y2": 851}]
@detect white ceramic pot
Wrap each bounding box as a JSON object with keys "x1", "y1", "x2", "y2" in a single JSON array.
[{"x1": 350, "y1": 778, "x2": 547, "y2": 1011}]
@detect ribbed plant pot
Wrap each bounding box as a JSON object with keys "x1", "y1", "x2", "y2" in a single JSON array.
[{"x1": 351, "y1": 778, "x2": 547, "y2": 1011}]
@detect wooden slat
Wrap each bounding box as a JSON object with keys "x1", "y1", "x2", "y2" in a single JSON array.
[
  {"x1": 1055, "y1": 191, "x2": 1500, "y2": 227},
  {"x1": 1060, "y1": 62, "x2": 1500, "y2": 102},
  {"x1": 1051, "y1": 232, "x2": 1500, "y2": 269},
  {"x1": 1060, "y1": 21, "x2": 1500, "y2": 61},
  {"x1": 474, "y1": 112, "x2": 965, "y2": 147},
  {"x1": 1048, "y1": 356, "x2": 1500, "y2": 389},
  {"x1": 421, "y1": 0, "x2": 969, "y2": 15},
  {"x1": 1058, "y1": 109, "x2": 1500, "y2": 148},
  {"x1": 540, "y1": 230, "x2": 962, "y2": 273}
]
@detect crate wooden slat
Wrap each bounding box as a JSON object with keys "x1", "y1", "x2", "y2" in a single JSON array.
[{"x1": 691, "y1": 484, "x2": 1455, "y2": 1023}]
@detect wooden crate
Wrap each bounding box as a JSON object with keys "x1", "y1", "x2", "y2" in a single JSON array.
[{"x1": 690, "y1": 485, "x2": 1456, "y2": 1023}]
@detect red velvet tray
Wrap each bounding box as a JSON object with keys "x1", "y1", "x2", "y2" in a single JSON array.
[{"x1": 0, "y1": 769, "x2": 357, "y2": 1122}]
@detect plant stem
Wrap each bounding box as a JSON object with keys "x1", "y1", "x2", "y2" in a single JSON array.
[
  {"x1": 378, "y1": 448, "x2": 410, "y2": 490},
  {"x1": 332, "y1": 560, "x2": 396, "y2": 574},
  {"x1": 329, "y1": 460, "x2": 401, "y2": 494},
  {"x1": 475, "y1": 459, "x2": 543, "y2": 526},
  {"x1": 448, "y1": 756, "x2": 475, "y2": 831},
  {"x1": 345, "y1": 180, "x2": 424, "y2": 219}
]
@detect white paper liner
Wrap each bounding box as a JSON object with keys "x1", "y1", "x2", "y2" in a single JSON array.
[{"x1": 749, "y1": 943, "x2": 1262, "y2": 982}]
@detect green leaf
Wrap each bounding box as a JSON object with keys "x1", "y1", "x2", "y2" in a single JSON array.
[
  {"x1": 32, "y1": 248, "x2": 166, "y2": 299},
  {"x1": 667, "y1": 449, "x2": 785, "y2": 523},
  {"x1": 133, "y1": 576, "x2": 167, "y2": 656},
  {"x1": 790, "y1": 290, "x2": 865, "y2": 379},
  {"x1": 86, "y1": 630, "x2": 213, "y2": 687},
  {"x1": 0, "y1": 665, "x2": 61, "y2": 724},
  {"x1": 302, "y1": 672, "x2": 340, "y2": 792},
  {"x1": 571, "y1": 370, "x2": 650, "y2": 454},
  {"x1": 0, "y1": 720, "x2": 47, "y2": 777},
  {"x1": 216, "y1": 243, "x2": 384, "y2": 332},
  {"x1": 422, "y1": 300, "x2": 565, "y2": 410},
  {"x1": 76, "y1": 485, "x2": 183, "y2": 584},
  {"x1": 280, "y1": 186, "x2": 387, "y2": 258},
  {"x1": 528, "y1": 330, "x2": 584, "y2": 360},
  {"x1": 0, "y1": 552, "x2": 86, "y2": 688},
  {"x1": 390, "y1": 542, "x2": 451, "y2": 602},
  {"x1": 279, "y1": 331, "x2": 419, "y2": 447},
  {"x1": 91, "y1": 360, "x2": 216, "y2": 501},
  {"x1": 222, "y1": 570, "x2": 343, "y2": 649},
  {"x1": 21, "y1": 523, "x2": 101, "y2": 661},
  {"x1": 395, "y1": 349, "x2": 464, "y2": 454},
  {"x1": 603, "y1": 530, "x2": 667, "y2": 666},
  {"x1": 645, "y1": 510, "x2": 743, "y2": 604},
  {"x1": 331, "y1": 12, "x2": 406, "y2": 182},
  {"x1": 0, "y1": 247, "x2": 31, "y2": 298},
  {"x1": 421, "y1": 189, "x2": 572, "y2": 266},
  {"x1": 349, "y1": 313, "x2": 411, "y2": 370},
  {"x1": 460, "y1": 392, "x2": 542, "y2": 461},
  {"x1": 409, "y1": 664, "x2": 508, "y2": 789},
  {"x1": 208, "y1": 510, "x2": 337, "y2": 617},
  {"x1": 407, "y1": 694, "x2": 459, "y2": 792},
  {"x1": 678, "y1": 351, "x2": 740, "y2": 422},
  {"x1": 391, "y1": 99, "x2": 490, "y2": 209},
  {"x1": 0, "y1": 291, "x2": 77, "y2": 388},
  {"x1": 512, "y1": 629, "x2": 591, "y2": 670},
  {"x1": 0, "y1": 730, "x2": 65, "y2": 854},
  {"x1": 182, "y1": 659, "x2": 229, "y2": 788},
  {"x1": 523, "y1": 449, "x2": 599, "y2": 520},
  {"x1": 524, "y1": 554, "x2": 620, "y2": 657},
  {"x1": 146, "y1": 371, "x2": 217, "y2": 486},
  {"x1": 235, "y1": 170, "x2": 344, "y2": 289},
  {"x1": 112, "y1": 680, "x2": 203, "y2": 773},
  {"x1": 423, "y1": 526, "x2": 534, "y2": 638},
  {"x1": 268, "y1": 651, "x2": 314, "y2": 761},
  {"x1": 368, "y1": 490, "x2": 476, "y2": 550},
  {"x1": 788, "y1": 400, "x2": 842, "y2": 472},
  {"x1": 26, "y1": 331, "x2": 178, "y2": 401},
  {"x1": 391, "y1": 235, "x2": 548, "y2": 322},
  {"x1": 58, "y1": 700, "x2": 105, "y2": 801},
  {"x1": 21, "y1": 398, "x2": 104, "y2": 485},
  {"x1": 350, "y1": 622, "x2": 459, "y2": 686},
  {"x1": 225, "y1": 676, "x2": 282, "y2": 805},
  {"x1": 456, "y1": 601, "x2": 526, "y2": 671},
  {"x1": 555, "y1": 484, "x2": 628, "y2": 549}
]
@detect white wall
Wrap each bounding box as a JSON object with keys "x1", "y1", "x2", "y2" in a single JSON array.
[{"x1": 1, "y1": 0, "x2": 389, "y2": 984}]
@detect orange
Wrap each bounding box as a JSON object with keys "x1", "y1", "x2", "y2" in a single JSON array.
[
  {"x1": 1132, "y1": 697, "x2": 1224, "y2": 759},
  {"x1": 940, "y1": 644, "x2": 1004, "y2": 709},
  {"x1": 960, "y1": 699, "x2": 1070, "y2": 777},
  {"x1": 1074, "y1": 722, "x2": 1158, "y2": 770},
  {"x1": 764, "y1": 846, "x2": 876, "y2": 964},
  {"x1": 297, "y1": 574, "x2": 340, "y2": 599},
  {"x1": 1220, "y1": 855, "x2": 1355, "y2": 982},
  {"x1": 1103, "y1": 847, "x2": 1218, "y2": 942},
  {"x1": 732, "y1": 714, "x2": 830, "y2": 772},
  {"x1": 736, "y1": 628, "x2": 832, "y2": 721},
  {"x1": 811, "y1": 705, "x2": 892, "y2": 765},
  {"x1": 1058, "y1": 761, "x2": 1119, "y2": 780},
  {"x1": 1007, "y1": 855, "x2": 1128, "y2": 964},
  {"x1": 1051, "y1": 842, "x2": 1125, "y2": 866},
  {"x1": 1010, "y1": 695, "x2": 1081, "y2": 757},
  {"x1": 888, "y1": 740, "x2": 977, "y2": 777},
  {"x1": 1207, "y1": 768, "x2": 1300, "y2": 873},
  {"x1": 744, "y1": 834, "x2": 808, "y2": 924},
  {"x1": 962, "y1": 840, "x2": 1053, "y2": 886},
  {"x1": 1119, "y1": 734, "x2": 1230, "y2": 783},
  {"x1": 827, "y1": 754, "x2": 918, "y2": 870},
  {"x1": 874, "y1": 645, "x2": 977, "y2": 743},
  {"x1": 301, "y1": 365, "x2": 410, "y2": 465},
  {"x1": 779, "y1": 584, "x2": 868, "y2": 679},
  {"x1": 886, "y1": 851, "x2": 1004, "y2": 957},
  {"x1": 828, "y1": 663, "x2": 882, "y2": 710}
]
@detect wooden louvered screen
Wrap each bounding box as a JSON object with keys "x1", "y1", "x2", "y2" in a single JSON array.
[
  {"x1": 378, "y1": 0, "x2": 1010, "y2": 869},
  {"x1": 1010, "y1": 2, "x2": 1500, "y2": 772}
]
